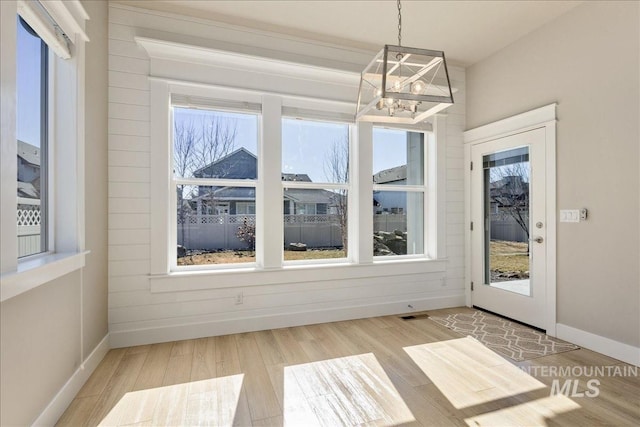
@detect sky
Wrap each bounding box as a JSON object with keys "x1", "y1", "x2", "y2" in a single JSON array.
[
  {"x1": 174, "y1": 108, "x2": 410, "y2": 183},
  {"x1": 16, "y1": 17, "x2": 43, "y2": 148}
]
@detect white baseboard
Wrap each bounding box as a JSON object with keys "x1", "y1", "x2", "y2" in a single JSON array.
[
  {"x1": 556, "y1": 323, "x2": 640, "y2": 367},
  {"x1": 110, "y1": 294, "x2": 465, "y2": 348},
  {"x1": 33, "y1": 334, "x2": 110, "y2": 426}
]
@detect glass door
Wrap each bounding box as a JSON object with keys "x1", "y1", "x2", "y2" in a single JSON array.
[{"x1": 470, "y1": 128, "x2": 546, "y2": 329}]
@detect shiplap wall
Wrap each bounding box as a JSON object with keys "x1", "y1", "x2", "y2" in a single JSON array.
[{"x1": 107, "y1": 4, "x2": 466, "y2": 347}]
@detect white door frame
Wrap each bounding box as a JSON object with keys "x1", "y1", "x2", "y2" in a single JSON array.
[{"x1": 464, "y1": 104, "x2": 557, "y2": 336}]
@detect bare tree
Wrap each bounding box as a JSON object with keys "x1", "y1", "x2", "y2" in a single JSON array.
[
  {"x1": 174, "y1": 119, "x2": 199, "y2": 247},
  {"x1": 324, "y1": 137, "x2": 349, "y2": 253},
  {"x1": 173, "y1": 112, "x2": 238, "y2": 251},
  {"x1": 489, "y1": 163, "x2": 530, "y2": 251},
  {"x1": 194, "y1": 115, "x2": 238, "y2": 175}
]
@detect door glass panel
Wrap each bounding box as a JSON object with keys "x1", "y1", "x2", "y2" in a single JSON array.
[{"x1": 483, "y1": 147, "x2": 531, "y2": 296}]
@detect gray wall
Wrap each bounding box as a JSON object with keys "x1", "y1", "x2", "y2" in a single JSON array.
[
  {"x1": 0, "y1": 1, "x2": 109, "y2": 424},
  {"x1": 467, "y1": 1, "x2": 639, "y2": 346},
  {"x1": 1, "y1": 272, "x2": 81, "y2": 426},
  {"x1": 82, "y1": 0, "x2": 109, "y2": 358}
]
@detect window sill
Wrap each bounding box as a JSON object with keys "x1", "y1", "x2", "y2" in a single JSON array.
[
  {"x1": 150, "y1": 258, "x2": 447, "y2": 293},
  {"x1": 0, "y1": 251, "x2": 89, "y2": 302}
]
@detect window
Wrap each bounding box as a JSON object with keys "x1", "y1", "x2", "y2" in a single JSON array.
[
  {"x1": 236, "y1": 202, "x2": 255, "y2": 215},
  {"x1": 373, "y1": 128, "x2": 426, "y2": 257},
  {"x1": 172, "y1": 106, "x2": 259, "y2": 267},
  {"x1": 1, "y1": 2, "x2": 88, "y2": 298},
  {"x1": 16, "y1": 17, "x2": 48, "y2": 258},
  {"x1": 282, "y1": 118, "x2": 350, "y2": 261},
  {"x1": 143, "y1": 42, "x2": 447, "y2": 292}
]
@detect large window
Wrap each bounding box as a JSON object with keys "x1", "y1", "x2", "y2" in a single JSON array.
[
  {"x1": 282, "y1": 118, "x2": 350, "y2": 262},
  {"x1": 373, "y1": 128, "x2": 426, "y2": 257},
  {"x1": 172, "y1": 106, "x2": 259, "y2": 267},
  {"x1": 16, "y1": 17, "x2": 48, "y2": 258}
]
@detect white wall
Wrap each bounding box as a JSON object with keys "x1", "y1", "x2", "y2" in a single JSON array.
[
  {"x1": 107, "y1": 4, "x2": 467, "y2": 347},
  {"x1": 83, "y1": 0, "x2": 110, "y2": 364},
  {"x1": 467, "y1": 1, "x2": 639, "y2": 347},
  {"x1": 0, "y1": 1, "x2": 109, "y2": 425}
]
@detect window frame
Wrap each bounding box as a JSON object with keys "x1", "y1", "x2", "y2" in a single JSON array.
[
  {"x1": 0, "y1": 1, "x2": 88, "y2": 302},
  {"x1": 170, "y1": 104, "x2": 261, "y2": 272},
  {"x1": 149, "y1": 79, "x2": 444, "y2": 283},
  {"x1": 372, "y1": 126, "x2": 429, "y2": 260},
  {"x1": 281, "y1": 115, "x2": 352, "y2": 265},
  {"x1": 16, "y1": 16, "x2": 50, "y2": 259}
]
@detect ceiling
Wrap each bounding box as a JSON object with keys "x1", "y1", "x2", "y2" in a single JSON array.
[{"x1": 116, "y1": 0, "x2": 582, "y2": 67}]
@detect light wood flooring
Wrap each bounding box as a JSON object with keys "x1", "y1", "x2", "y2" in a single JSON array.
[{"x1": 57, "y1": 307, "x2": 640, "y2": 426}]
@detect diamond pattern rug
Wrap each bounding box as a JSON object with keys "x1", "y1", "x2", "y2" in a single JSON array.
[{"x1": 429, "y1": 310, "x2": 579, "y2": 361}]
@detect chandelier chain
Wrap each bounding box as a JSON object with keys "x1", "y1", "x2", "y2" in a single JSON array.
[{"x1": 397, "y1": 0, "x2": 402, "y2": 46}]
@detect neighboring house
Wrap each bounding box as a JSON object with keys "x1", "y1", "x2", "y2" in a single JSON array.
[
  {"x1": 488, "y1": 175, "x2": 529, "y2": 243},
  {"x1": 489, "y1": 175, "x2": 529, "y2": 214},
  {"x1": 17, "y1": 140, "x2": 41, "y2": 199},
  {"x1": 373, "y1": 164, "x2": 407, "y2": 214},
  {"x1": 184, "y1": 147, "x2": 340, "y2": 215}
]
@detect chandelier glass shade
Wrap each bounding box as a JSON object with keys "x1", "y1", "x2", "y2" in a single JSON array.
[{"x1": 356, "y1": 44, "x2": 454, "y2": 124}]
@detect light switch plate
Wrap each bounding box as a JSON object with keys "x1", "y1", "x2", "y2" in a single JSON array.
[{"x1": 560, "y1": 209, "x2": 580, "y2": 223}]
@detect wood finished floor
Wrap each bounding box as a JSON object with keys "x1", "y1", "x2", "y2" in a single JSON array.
[{"x1": 57, "y1": 307, "x2": 640, "y2": 426}]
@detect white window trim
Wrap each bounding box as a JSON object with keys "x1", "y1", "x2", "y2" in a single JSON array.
[
  {"x1": 0, "y1": 0, "x2": 88, "y2": 301},
  {"x1": 141, "y1": 38, "x2": 447, "y2": 293},
  {"x1": 372, "y1": 127, "x2": 432, "y2": 261},
  {"x1": 281, "y1": 116, "x2": 352, "y2": 264},
  {"x1": 170, "y1": 103, "x2": 261, "y2": 272}
]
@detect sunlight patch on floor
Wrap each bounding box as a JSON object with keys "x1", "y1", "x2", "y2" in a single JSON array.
[
  {"x1": 404, "y1": 336, "x2": 546, "y2": 409},
  {"x1": 98, "y1": 374, "x2": 244, "y2": 426},
  {"x1": 464, "y1": 394, "x2": 581, "y2": 426},
  {"x1": 283, "y1": 353, "x2": 415, "y2": 426}
]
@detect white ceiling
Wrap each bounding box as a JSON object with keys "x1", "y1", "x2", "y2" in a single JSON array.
[{"x1": 116, "y1": 0, "x2": 583, "y2": 67}]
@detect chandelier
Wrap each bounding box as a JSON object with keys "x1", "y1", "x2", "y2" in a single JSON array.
[{"x1": 356, "y1": 0, "x2": 454, "y2": 124}]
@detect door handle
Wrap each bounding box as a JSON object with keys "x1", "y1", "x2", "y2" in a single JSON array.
[{"x1": 530, "y1": 236, "x2": 544, "y2": 243}]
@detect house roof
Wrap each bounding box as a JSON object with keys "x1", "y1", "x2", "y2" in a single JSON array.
[
  {"x1": 282, "y1": 173, "x2": 312, "y2": 182},
  {"x1": 17, "y1": 181, "x2": 39, "y2": 199},
  {"x1": 284, "y1": 188, "x2": 337, "y2": 204},
  {"x1": 211, "y1": 186, "x2": 256, "y2": 201},
  {"x1": 17, "y1": 140, "x2": 40, "y2": 167},
  {"x1": 193, "y1": 147, "x2": 257, "y2": 179},
  {"x1": 373, "y1": 165, "x2": 406, "y2": 184}
]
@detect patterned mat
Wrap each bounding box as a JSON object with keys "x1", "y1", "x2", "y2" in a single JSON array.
[{"x1": 429, "y1": 310, "x2": 579, "y2": 361}]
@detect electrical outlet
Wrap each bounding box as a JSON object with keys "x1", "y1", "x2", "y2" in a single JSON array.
[{"x1": 235, "y1": 292, "x2": 243, "y2": 305}]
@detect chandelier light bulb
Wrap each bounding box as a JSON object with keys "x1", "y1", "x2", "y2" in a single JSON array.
[
  {"x1": 385, "y1": 97, "x2": 395, "y2": 107},
  {"x1": 410, "y1": 80, "x2": 426, "y2": 95},
  {"x1": 393, "y1": 80, "x2": 403, "y2": 92}
]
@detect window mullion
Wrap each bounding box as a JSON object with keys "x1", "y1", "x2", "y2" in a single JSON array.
[
  {"x1": 373, "y1": 184, "x2": 425, "y2": 192},
  {"x1": 356, "y1": 122, "x2": 374, "y2": 264},
  {"x1": 258, "y1": 95, "x2": 283, "y2": 269},
  {"x1": 282, "y1": 181, "x2": 348, "y2": 191},
  {"x1": 175, "y1": 178, "x2": 257, "y2": 188}
]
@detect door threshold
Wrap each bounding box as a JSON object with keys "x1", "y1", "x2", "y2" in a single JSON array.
[{"x1": 472, "y1": 305, "x2": 546, "y2": 333}]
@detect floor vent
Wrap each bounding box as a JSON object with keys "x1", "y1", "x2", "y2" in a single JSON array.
[{"x1": 400, "y1": 313, "x2": 430, "y2": 320}]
